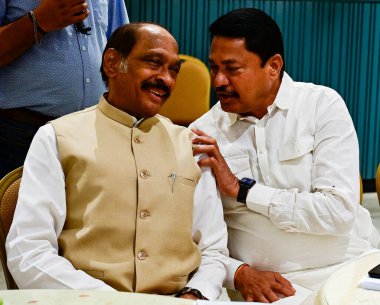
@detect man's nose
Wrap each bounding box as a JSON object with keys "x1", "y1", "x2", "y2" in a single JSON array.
[
  {"x1": 157, "y1": 68, "x2": 176, "y2": 87},
  {"x1": 212, "y1": 71, "x2": 229, "y2": 88}
]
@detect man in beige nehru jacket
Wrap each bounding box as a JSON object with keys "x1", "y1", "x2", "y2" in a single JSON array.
[{"x1": 6, "y1": 23, "x2": 228, "y2": 300}]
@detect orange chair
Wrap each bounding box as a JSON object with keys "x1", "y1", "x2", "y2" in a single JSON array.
[
  {"x1": 159, "y1": 54, "x2": 210, "y2": 126},
  {"x1": 376, "y1": 164, "x2": 380, "y2": 205},
  {"x1": 360, "y1": 175, "x2": 363, "y2": 205},
  {"x1": 0, "y1": 166, "x2": 22, "y2": 289}
]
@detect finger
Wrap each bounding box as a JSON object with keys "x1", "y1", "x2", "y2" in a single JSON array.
[
  {"x1": 192, "y1": 136, "x2": 217, "y2": 147},
  {"x1": 179, "y1": 294, "x2": 198, "y2": 300},
  {"x1": 191, "y1": 128, "x2": 210, "y2": 137},
  {"x1": 252, "y1": 291, "x2": 270, "y2": 303},
  {"x1": 245, "y1": 295, "x2": 254, "y2": 302},
  {"x1": 261, "y1": 288, "x2": 280, "y2": 303},
  {"x1": 71, "y1": 2, "x2": 89, "y2": 16},
  {"x1": 271, "y1": 282, "x2": 295, "y2": 297},
  {"x1": 197, "y1": 156, "x2": 217, "y2": 169},
  {"x1": 70, "y1": 13, "x2": 90, "y2": 24},
  {"x1": 192, "y1": 137, "x2": 209, "y2": 145},
  {"x1": 68, "y1": 0, "x2": 86, "y2": 7},
  {"x1": 274, "y1": 273, "x2": 296, "y2": 293},
  {"x1": 192, "y1": 144, "x2": 218, "y2": 158}
]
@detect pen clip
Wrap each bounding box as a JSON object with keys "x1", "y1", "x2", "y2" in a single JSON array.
[{"x1": 170, "y1": 172, "x2": 176, "y2": 194}]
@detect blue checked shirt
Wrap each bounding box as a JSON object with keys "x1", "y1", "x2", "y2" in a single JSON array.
[{"x1": 0, "y1": 0, "x2": 129, "y2": 117}]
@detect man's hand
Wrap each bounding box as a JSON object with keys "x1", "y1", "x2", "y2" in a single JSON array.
[
  {"x1": 235, "y1": 265, "x2": 296, "y2": 303},
  {"x1": 191, "y1": 128, "x2": 239, "y2": 198},
  {"x1": 179, "y1": 294, "x2": 198, "y2": 300},
  {"x1": 34, "y1": 0, "x2": 91, "y2": 32}
]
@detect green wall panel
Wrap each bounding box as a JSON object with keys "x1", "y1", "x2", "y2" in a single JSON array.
[{"x1": 125, "y1": 0, "x2": 380, "y2": 179}]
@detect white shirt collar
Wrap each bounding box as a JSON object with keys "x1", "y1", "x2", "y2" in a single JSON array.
[{"x1": 273, "y1": 72, "x2": 293, "y2": 110}]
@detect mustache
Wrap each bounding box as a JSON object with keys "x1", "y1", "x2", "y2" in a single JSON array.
[
  {"x1": 215, "y1": 87, "x2": 239, "y2": 98},
  {"x1": 141, "y1": 81, "x2": 170, "y2": 97}
]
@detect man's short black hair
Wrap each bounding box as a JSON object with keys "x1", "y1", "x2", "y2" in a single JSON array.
[
  {"x1": 100, "y1": 22, "x2": 161, "y2": 85},
  {"x1": 209, "y1": 8, "x2": 285, "y2": 75}
]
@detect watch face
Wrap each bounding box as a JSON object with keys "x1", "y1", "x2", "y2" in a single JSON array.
[{"x1": 240, "y1": 177, "x2": 255, "y2": 187}]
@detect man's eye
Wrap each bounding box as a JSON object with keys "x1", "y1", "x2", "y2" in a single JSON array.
[
  {"x1": 169, "y1": 65, "x2": 181, "y2": 74},
  {"x1": 170, "y1": 67, "x2": 180, "y2": 75},
  {"x1": 210, "y1": 65, "x2": 218, "y2": 74},
  {"x1": 147, "y1": 59, "x2": 162, "y2": 67},
  {"x1": 227, "y1": 66, "x2": 240, "y2": 72}
]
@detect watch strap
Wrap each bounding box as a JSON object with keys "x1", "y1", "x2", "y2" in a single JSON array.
[
  {"x1": 174, "y1": 287, "x2": 204, "y2": 299},
  {"x1": 237, "y1": 178, "x2": 256, "y2": 204}
]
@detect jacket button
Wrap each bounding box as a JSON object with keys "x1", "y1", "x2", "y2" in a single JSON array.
[
  {"x1": 140, "y1": 170, "x2": 150, "y2": 179},
  {"x1": 134, "y1": 136, "x2": 142, "y2": 144},
  {"x1": 140, "y1": 210, "x2": 149, "y2": 219},
  {"x1": 137, "y1": 251, "x2": 146, "y2": 260}
]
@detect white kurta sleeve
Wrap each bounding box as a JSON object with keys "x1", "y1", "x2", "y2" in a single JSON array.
[
  {"x1": 5, "y1": 124, "x2": 115, "y2": 290},
  {"x1": 245, "y1": 94, "x2": 359, "y2": 236},
  {"x1": 186, "y1": 167, "x2": 229, "y2": 300},
  {"x1": 224, "y1": 256, "x2": 246, "y2": 289}
]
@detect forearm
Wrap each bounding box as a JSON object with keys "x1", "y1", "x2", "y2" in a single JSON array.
[
  {"x1": 5, "y1": 124, "x2": 113, "y2": 290},
  {"x1": 7, "y1": 239, "x2": 115, "y2": 290},
  {"x1": 186, "y1": 252, "x2": 228, "y2": 300},
  {"x1": 1, "y1": 0, "x2": 90, "y2": 67},
  {"x1": 245, "y1": 179, "x2": 357, "y2": 236},
  {"x1": 0, "y1": 15, "x2": 39, "y2": 67},
  {"x1": 247, "y1": 95, "x2": 359, "y2": 236}
]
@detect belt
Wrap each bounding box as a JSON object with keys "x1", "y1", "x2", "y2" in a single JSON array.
[{"x1": 0, "y1": 108, "x2": 56, "y2": 127}]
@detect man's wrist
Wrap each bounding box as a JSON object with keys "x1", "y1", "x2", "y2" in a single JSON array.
[
  {"x1": 33, "y1": 7, "x2": 51, "y2": 33},
  {"x1": 224, "y1": 176, "x2": 240, "y2": 198},
  {"x1": 234, "y1": 263, "x2": 250, "y2": 289},
  {"x1": 232, "y1": 177, "x2": 240, "y2": 198},
  {"x1": 175, "y1": 287, "x2": 206, "y2": 299},
  {"x1": 237, "y1": 178, "x2": 256, "y2": 204},
  {"x1": 28, "y1": 10, "x2": 47, "y2": 35}
]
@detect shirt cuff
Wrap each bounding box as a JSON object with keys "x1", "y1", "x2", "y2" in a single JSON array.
[
  {"x1": 187, "y1": 275, "x2": 221, "y2": 300},
  {"x1": 245, "y1": 183, "x2": 278, "y2": 217},
  {"x1": 224, "y1": 257, "x2": 246, "y2": 289}
]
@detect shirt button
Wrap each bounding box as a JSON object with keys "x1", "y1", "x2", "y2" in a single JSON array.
[
  {"x1": 85, "y1": 78, "x2": 91, "y2": 83},
  {"x1": 265, "y1": 176, "x2": 271, "y2": 183},
  {"x1": 140, "y1": 210, "x2": 149, "y2": 219},
  {"x1": 134, "y1": 136, "x2": 143, "y2": 144},
  {"x1": 137, "y1": 251, "x2": 146, "y2": 260},
  {"x1": 140, "y1": 170, "x2": 150, "y2": 179},
  {"x1": 82, "y1": 46, "x2": 87, "y2": 51}
]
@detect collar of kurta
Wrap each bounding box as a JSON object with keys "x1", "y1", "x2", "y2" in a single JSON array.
[
  {"x1": 98, "y1": 94, "x2": 160, "y2": 129},
  {"x1": 226, "y1": 72, "x2": 294, "y2": 126}
]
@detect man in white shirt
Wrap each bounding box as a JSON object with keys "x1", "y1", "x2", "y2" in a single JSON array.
[
  {"x1": 6, "y1": 23, "x2": 228, "y2": 300},
  {"x1": 190, "y1": 8, "x2": 380, "y2": 303}
]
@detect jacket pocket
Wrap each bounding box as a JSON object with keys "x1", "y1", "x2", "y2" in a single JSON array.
[{"x1": 167, "y1": 175, "x2": 197, "y2": 188}]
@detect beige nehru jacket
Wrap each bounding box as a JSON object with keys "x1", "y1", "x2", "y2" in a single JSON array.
[{"x1": 51, "y1": 96, "x2": 201, "y2": 294}]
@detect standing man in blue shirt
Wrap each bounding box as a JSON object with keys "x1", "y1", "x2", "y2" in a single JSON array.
[{"x1": 0, "y1": 0, "x2": 129, "y2": 178}]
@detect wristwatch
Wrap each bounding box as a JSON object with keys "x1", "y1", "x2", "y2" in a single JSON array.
[
  {"x1": 174, "y1": 286, "x2": 204, "y2": 299},
  {"x1": 237, "y1": 177, "x2": 256, "y2": 204}
]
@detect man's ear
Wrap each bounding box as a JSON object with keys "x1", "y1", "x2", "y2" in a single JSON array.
[
  {"x1": 267, "y1": 54, "x2": 283, "y2": 78},
  {"x1": 103, "y1": 48, "x2": 120, "y2": 79}
]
